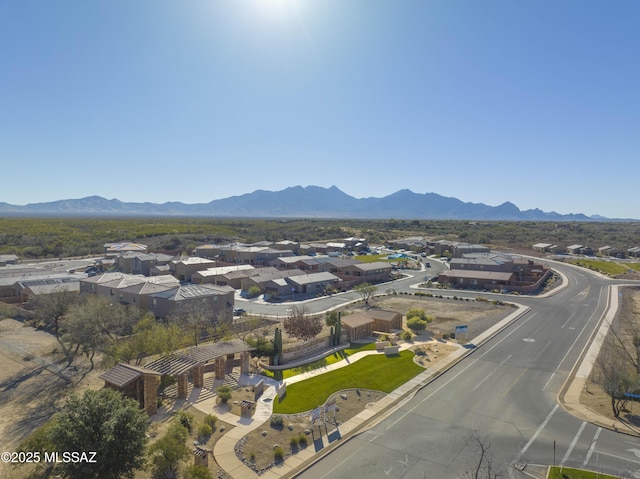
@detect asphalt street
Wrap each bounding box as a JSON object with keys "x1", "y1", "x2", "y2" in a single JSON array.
[{"x1": 286, "y1": 262, "x2": 640, "y2": 478}]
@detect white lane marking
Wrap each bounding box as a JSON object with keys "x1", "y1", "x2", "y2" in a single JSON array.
[
  {"x1": 385, "y1": 313, "x2": 537, "y2": 431},
  {"x1": 560, "y1": 312, "x2": 577, "y2": 329},
  {"x1": 595, "y1": 449, "x2": 640, "y2": 466},
  {"x1": 472, "y1": 355, "x2": 512, "y2": 391},
  {"x1": 583, "y1": 427, "x2": 601, "y2": 467},
  {"x1": 561, "y1": 421, "x2": 586, "y2": 466},
  {"x1": 520, "y1": 404, "x2": 559, "y2": 456},
  {"x1": 543, "y1": 308, "x2": 598, "y2": 391}
]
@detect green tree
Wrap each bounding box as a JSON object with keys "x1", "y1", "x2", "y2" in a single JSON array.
[
  {"x1": 63, "y1": 296, "x2": 139, "y2": 370},
  {"x1": 325, "y1": 310, "x2": 339, "y2": 327},
  {"x1": 353, "y1": 282, "x2": 376, "y2": 305},
  {"x1": 49, "y1": 388, "x2": 149, "y2": 479},
  {"x1": 30, "y1": 289, "x2": 78, "y2": 365},
  {"x1": 149, "y1": 422, "x2": 190, "y2": 479},
  {"x1": 183, "y1": 464, "x2": 213, "y2": 479},
  {"x1": 407, "y1": 317, "x2": 427, "y2": 331}
]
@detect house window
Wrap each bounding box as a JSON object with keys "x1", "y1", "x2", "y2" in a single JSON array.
[{"x1": 110, "y1": 289, "x2": 114, "y2": 296}]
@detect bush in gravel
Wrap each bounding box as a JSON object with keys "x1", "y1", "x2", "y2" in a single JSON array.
[
  {"x1": 197, "y1": 423, "x2": 212, "y2": 442},
  {"x1": 407, "y1": 317, "x2": 427, "y2": 331},
  {"x1": 274, "y1": 446, "x2": 284, "y2": 462},
  {"x1": 298, "y1": 434, "x2": 308, "y2": 447},
  {"x1": 270, "y1": 415, "x2": 284, "y2": 429}
]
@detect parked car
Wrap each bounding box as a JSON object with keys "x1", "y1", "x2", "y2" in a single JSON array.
[{"x1": 233, "y1": 308, "x2": 246, "y2": 316}]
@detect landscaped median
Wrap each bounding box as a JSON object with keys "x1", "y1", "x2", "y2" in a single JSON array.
[
  {"x1": 547, "y1": 466, "x2": 620, "y2": 478},
  {"x1": 272, "y1": 350, "x2": 424, "y2": 414}
]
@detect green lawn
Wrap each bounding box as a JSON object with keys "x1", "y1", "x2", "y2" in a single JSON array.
[
  {"x1": 355, "y1": 254, "x2": 395, "y2": 263},
  {"x1": 262, "y1": 342, "x2": 378, "y2": 380},
  {"x1": 548, "y1": 466, "x2": 620, "y2": 478},
  {"x1": 628, "y1": 263, "x2": 640, "y2": 273},
  {"x1": 324, "y1": 342, "x2": 377, "y2": 365},
  {"x1": 273, "y1": 350, "x2": 423, "y2": 414},
  {"x1": 569, "y1": 259, "x2": 630, "y2": 276}
]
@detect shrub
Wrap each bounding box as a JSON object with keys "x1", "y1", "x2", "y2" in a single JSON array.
[
  {"x1": 274, "y1": 446, "x2": 285, "y2": 462},
  {"x1": 204, "y1": 414, "x2": 217, "y2": 428},
  {"x1": 298, "y1": 434, "x2": 308, "y2": 447},
  {"x1": 290, "y1": 436, "x2": 299, "y2": 448},
  {"x1": 270, "y1": 415, "x2": 284, "y2": 429},
  {"x1": 400, "y1": 330, "x2": 413, "y2": 341},
  {"x1": 247, "y1": 286, "x2": 261, "y2": 298},
  {"x1": 176, "y1": 411, "x2": 194, "y2": 432},
  {"x1": 197, "y1": 423, "x2": 212, "y2": 442},
  {"x1": 407, "y1": 317, "x2": 427, "y2": 331},
  {"x1": 217, "y1": 386, "x2": 232, "y2": 404}
]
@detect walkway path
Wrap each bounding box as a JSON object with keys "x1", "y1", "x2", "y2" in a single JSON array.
[{"x1": 186, "y1": 268, "x2": 633, "y2": 478}]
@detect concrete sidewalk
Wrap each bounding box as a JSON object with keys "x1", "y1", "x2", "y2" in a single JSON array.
[
  {"x1": 195, "y1": 272, "x2": 636, "y2": 478},
  {"x1": 189, "y1": 304, "x2": 529, "y2": 479}
]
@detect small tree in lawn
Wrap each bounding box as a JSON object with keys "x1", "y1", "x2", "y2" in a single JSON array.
[{"x1": 283, "y1": 306, "x2": 322, "y2": 342}]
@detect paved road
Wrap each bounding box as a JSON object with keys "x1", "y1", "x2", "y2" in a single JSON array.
[{"x1": 289, "y1": 262, "x2": 640, "y2": 478}]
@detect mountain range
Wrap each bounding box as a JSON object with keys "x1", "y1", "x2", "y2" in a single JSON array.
[{"x1": 0, "y1": 186, "x2": 613, "y2": 221}]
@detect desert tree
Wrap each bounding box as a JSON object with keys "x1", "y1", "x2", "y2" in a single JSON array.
[
  {"x1": 49, "y1": 388, "x2": 149, "y2": 479},
  {"x1": 170, "y1": 297, "x2": 216, "y2": 346},
  {"x1": 283, "y1": 305, "x2": 323, "y2": 342},
  {"x1": 353, "y1": 282, "x2": 376, "y2": 305},
  {"x1": 63, "y1": 295, "x2": 139, "y2": 370},
  {"x1": 595, "y1": 335, "x2": 639, "y2": 418},
  {"x1": 148, "y1": 421, "x2": 190, "y2": 479},
  {"x1": 29, "y1": 289, "x2": 79, "y2": 365},
  {"x1": 105, "y1": 313, "x2": 191, "y2": 367},
  {"x1": 609, "y1": 319, "x2": 640, "y2": 375}
]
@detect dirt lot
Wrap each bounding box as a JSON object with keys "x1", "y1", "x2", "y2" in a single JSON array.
[
  {"x1": 580, "y1": 286, "x2": 640, "y2": 431},
  {"x1": 0, "y1": 318, "x2": 103, "y2": 478}
]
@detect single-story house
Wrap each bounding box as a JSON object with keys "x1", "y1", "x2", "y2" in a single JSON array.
[
  {"x1": 0, "y1": 254, "x2": 19, "y2": 266},
  {"x1": 192, "y1": 265, "x2": 255, "y2": 286},
  {"x1": 438, "y1": 270, "x2": 515, "y2": 290},
  {"x1": 285, "y1": 272, "x2": 340, "y2": 295},
  {"x1": 104, "y1": 242, "x2": 147, "y2": 257}
]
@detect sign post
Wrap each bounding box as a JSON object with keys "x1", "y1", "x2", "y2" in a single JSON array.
[{"x1": 455, "y1": 325, "x2": 468, "y2": 341}]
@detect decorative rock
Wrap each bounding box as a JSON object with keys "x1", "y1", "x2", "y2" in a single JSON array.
[
  {"x1": 261, "y1": 431, "x2": 268, "y2": 437},
  {"x1": 304, "y1": 429, "x2": 311, "y2": 435},
  {"x1": 340, "y1": 394, "x2": 347, "y2": 400},
  {"x1": 219, "y1": 426, "x2": 225, "y2": 433},
  {"x1": 273, "y1": 444, "x2": 280, "y2": 449},
  {"x1": 288, "y1": 424, "x2": 294, "y2": 431}
]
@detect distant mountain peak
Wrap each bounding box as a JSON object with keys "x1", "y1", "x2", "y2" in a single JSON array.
[{"x1": 0, "y1": 185, "x2": 613, "y2": 220}]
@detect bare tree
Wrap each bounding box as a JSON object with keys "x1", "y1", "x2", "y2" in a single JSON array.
[
  {"x1": 609, "y1": 322, "x2": 640, "y2": 375},
  {"x1": 595, "y1": 335, "x2": 638, "y2": 417},
  {"x1": 460, "y1": 434, "x2": 503, "y2": 479},
  {"x1": 283, "y1": 306, "x2": 323, "y2": 342},
  {"x1": 170, "y1": 298, "x2": 215, "y2": 346}
]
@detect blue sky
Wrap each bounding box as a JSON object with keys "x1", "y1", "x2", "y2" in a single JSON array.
[{"x1": 2, "y1": 1, "x2": 638, "y2": 218}]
